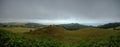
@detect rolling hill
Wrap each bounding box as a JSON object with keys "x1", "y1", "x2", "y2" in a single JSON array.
[
  {"x1": 0, "y1": 22, "x2": 120, "y2": 47},
  {"x1": 25, "y1": 25, "x2": 69, "y2": 35}
]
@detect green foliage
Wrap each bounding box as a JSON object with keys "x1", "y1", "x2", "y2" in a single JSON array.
[
  {"x1": 0, "y1": 23, "x2": 44, "y2": 28},
  {"x1": 0, "y1": 29, "x2": 63, "y2": 47},
  {"x1": 109, "y1": 32, "x2": 120, "y2": 47},
  {"x1": 0, "y1": 29, "x2": 120, "y2": 47},
  {"x1": 98, "y1": 22, "x2": 120, "y2": 29},
  {"x1": 59, "y1": 23, "x2": 92, "y2": 30}
]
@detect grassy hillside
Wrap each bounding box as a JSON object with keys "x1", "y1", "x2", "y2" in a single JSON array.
[
  {"x1": 0, "y1": 26, "x2": 120, "y2": 47},
  {"x1": 0, "y1": 27, "x2": 34, "y2": 33},
  {"x1": 0, "y1": 29, "x2": 63, "y2": 47}
]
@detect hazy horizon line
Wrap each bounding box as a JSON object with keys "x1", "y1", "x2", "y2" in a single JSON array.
[{"x1": 0, "y1": 21, "x2": 119, "y2": 26}]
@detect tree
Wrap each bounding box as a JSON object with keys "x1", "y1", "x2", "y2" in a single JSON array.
[{"x1": 98, "y1": 22, "x2": 120, "y2": 29}]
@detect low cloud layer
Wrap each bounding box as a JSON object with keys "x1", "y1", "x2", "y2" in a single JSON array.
[{"x1": 0, "y1": 0, "x2": 120, "y2": 25}]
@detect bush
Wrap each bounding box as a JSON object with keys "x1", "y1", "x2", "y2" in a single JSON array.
[{"x1": 0, "y1": 29, "x2": 63, "y2": 47}]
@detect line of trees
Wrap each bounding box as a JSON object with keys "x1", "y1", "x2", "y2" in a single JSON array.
[
  {"x1": 58, "y1": 23, "x2": 93, "y2": 30},
  {"x1": 0, "y1": 23, "x2": 44, "y2": 28},
  {"x1": 97, "y1": 22, "x2": 120, "y2": 29}
]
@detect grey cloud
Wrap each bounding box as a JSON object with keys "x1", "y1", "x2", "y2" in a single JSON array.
[{"x1": 0, "y1": 0, "x2": 120, "y2": 25}]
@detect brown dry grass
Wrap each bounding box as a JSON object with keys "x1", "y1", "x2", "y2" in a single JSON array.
[{"x1": 0, "y1": 27, "x2": 34, "y2": 33}]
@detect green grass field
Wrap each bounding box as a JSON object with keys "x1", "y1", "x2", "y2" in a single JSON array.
[{"x1": 0, "y1": 27, "x2": 120, "y2": 47}]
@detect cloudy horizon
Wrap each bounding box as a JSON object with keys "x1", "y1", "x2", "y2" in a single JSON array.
[{"x1": 0, "y1": 0, "x2": 120, "y2": 26}]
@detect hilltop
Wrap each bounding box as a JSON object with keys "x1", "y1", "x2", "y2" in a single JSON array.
[{"x1": 25, "y1": 25, "x2": 68, "y2": 35}]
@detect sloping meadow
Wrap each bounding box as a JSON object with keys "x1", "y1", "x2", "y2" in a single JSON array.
[{"x1": 0, "y1": 26, "x2": 120, "y2": 47}]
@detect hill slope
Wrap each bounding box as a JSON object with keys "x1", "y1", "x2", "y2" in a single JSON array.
[{"x1": 26, "y1": 25, "x2": 69, "y2": 35}]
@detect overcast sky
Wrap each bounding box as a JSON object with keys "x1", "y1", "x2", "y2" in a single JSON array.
[{"x1": 0, "y1": 0, "x2": 120, "y2": 25}]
